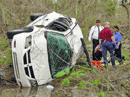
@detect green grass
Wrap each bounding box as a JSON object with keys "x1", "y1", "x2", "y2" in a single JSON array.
[{"x1": 0, "y1": 37, "x2": 12, "y2": 67}]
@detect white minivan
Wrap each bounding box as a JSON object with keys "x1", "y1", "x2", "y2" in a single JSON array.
[{"x1": 7, "y1": 12, "x2": 86, "y2": 87}]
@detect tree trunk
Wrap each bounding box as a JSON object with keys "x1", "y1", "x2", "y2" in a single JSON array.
[{"x1": 122, "y1": 0, "x2": 129, "y2": 28}]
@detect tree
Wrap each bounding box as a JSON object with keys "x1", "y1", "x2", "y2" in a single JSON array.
[{"x1": 122, "y1": 0, "x2": 129, "y2": 28}]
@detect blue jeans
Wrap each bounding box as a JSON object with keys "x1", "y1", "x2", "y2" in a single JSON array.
[{"x1": 102, "y1": 41, "x2": 115, "y2": 66}]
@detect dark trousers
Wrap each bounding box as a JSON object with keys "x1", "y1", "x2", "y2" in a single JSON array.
[
  {"x1": 115, "y1": 44, "x2": 122, "y2": 62},
  {"x1": 102, "y1": 41, "x2": 115, "y2": 66},
  {"x1": 94, "y1": 50, "x2": 102, "y2": 61},
  {"x1": 115, "y1": 44, "x2": 121, "y2": 59},
  {"x1": 92, "y1": 39, "x2": 99, "y2": 60}
]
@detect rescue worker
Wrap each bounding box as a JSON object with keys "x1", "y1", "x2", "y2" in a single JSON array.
[
  {"x1": 113, "y1": 26, "x2": 123, "y2": 65},
  {"x1": 88, "y1": 20, "x2": 104, "y2": 60},
  {"x1": 99, "y1": 22, "x2": 116, "y2": 68}
]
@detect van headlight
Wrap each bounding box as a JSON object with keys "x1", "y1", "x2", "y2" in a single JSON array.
[{"x1": 25, "y1": 35, "x2": 32, "y2": 49}]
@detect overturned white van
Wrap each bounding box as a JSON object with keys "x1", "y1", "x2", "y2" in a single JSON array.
[{"x1": 7, "y1": 12, "x2": 90, "y2": 87}]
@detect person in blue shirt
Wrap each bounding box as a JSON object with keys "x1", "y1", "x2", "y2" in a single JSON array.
[{"x1": 113, "y1": 26, "x2": 123, "y2": 65}]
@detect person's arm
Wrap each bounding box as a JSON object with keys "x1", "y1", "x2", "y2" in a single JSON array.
[
  {"x1": 99, "y1": 29, "x2": 103, "y2": 46},
  {"x1": 109, "y1": 29, "x2": 116, "y2": 44},
  {"x1": 117, "y1": 33, "x2": 122, "y2": 45},
  {"x1": 111, "y1": 36, "x2": 116, "y2": 44},
  {"x1": 88, "y1": 26, "x2": 94, "y2": 42},
  {"x1": 118, "y1": 41, "x2": 121, "y2": 46},
  {"x1": 99, "y1": 39, "x2": 102, "y2": 46},
  {"x1": 94, "y1": 45, "x2": 99, "y2": 53}
]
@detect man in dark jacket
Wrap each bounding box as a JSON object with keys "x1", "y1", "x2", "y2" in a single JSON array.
[{"x1": 99, "y1": 22, "x2": 117, "y2": 68}]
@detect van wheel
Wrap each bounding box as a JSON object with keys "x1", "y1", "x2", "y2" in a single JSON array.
[
  {"x1": 7, "y1": 27, "x2": 33, "y2": 39},
  {"x1": 30, "y1": 13, "x2": 45, "y2": 21}
]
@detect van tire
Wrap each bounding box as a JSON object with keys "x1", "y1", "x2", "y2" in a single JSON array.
[
  {"x1": 30, "y1": 13, "x2": 45, "y2": 21},
  {"x1": 7, "y1": 27, "x2": 33, "y2": 39}
]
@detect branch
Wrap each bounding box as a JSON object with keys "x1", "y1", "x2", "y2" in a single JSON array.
[
  {"x1": 122, "y1": 0, "x2": 129, "y2": 28},
  {"x1": 94, "y1": 68, "x2": 123, "y2": 97}
]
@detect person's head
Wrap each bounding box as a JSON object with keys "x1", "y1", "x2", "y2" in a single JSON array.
[
  {"x1": 96, "y1": 20, "x2": 100, "y2": 27},
  {"x1": 104, "y1": 22, "x2": 110, "y2": 28},
  {"x1": 113, "y1": 26, "x2": 119, "y2": 32}
]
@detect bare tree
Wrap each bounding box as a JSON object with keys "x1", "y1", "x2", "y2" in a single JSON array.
[{"x1": 122, "y1": 0, "x2": 129, "y2": 28}]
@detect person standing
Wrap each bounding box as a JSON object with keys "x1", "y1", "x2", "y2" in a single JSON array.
[
  {"x1": 99, "y1": 22, "x2": 117, "y2": 68},
  {"x1": 88, "y1": 20, "x2": 104, "y2": 60},
  {"x1": 113, "y1": 26, "x2": 123, "y2": 65}
]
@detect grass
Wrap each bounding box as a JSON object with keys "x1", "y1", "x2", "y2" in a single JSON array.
[{"x1": 0, "y1": 37, "x2": 12, "y2": 67}]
